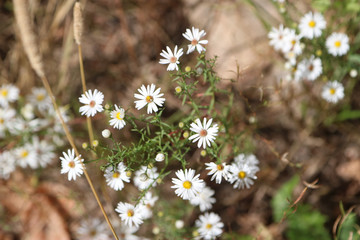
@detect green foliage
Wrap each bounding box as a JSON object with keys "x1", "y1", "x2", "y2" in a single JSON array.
[
  {"x1": 271, "y1": 175, "x2": 300, "y2": 222},
  {"x1": 311, "y1": 0, "x2": 331, "y2": 12},
  {"x1": 336, "y1": 109, "x2": 360, "y2": 121},
  {"x1": 337, "y1": 212, "x2": 360, "y2": 240},
  {"x1": 286, "y1": 204, "x2": 331, "y2": 240}
]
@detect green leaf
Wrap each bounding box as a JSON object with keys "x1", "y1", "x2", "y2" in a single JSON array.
[
  {"x1": 287, "y1": 205, "x2": 331, "y2": 240},
  {"x1": 348, "y1": 55, "x2": 360, "y2": 65},
  {"x1": 311, "y1": 0, "x2": 331, "y2": 12},
  {"x1": 271, "y1": 175, "x2": 300, "y2": 222},
  {"x1": 346, "y1": 2, "x2": 360, "y2": 12},
  {"x1": 336, "y1": 109, "x2": 360, "y2": 121},
  {"x1": 337, "y1": 213, "x2": 360, "y2": 240}
]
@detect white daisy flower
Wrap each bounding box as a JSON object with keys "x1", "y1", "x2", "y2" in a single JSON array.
[
  {"x1": 76, "y1": 218, "x2": 111, "y2": 240},
  {"x1": 234, "y1": 153, "x2": 260, "y2": 168},
  {"x1": 60, "y1": 149, "x2": 84, "y2": 181},
  {"x1": 134, "y1": 84, "x2": 165, "y2": 114},
  {"x1": 182, "y1": 27, "x2": 209, "y2": 54},
  {"x1": 296, "y1": 55, "x2": 322, "y2": 81},
  {"x1": 109, "y1": 105, "x2": 126, "y2": 129},
  {"x1": 31, "y1": 136, "x2": 56, "y2": 168},
  {"x1": 79, "y1": 89, "x2": 104, "y2": 117},
  {"x1": 284, "y1": 51, "x2": 297, "y2": 66},
  {"x1": 268, "y1": 24, "x2": 291, "y2": 51},
  {"x1": 104, "y1": 162, "x2": 130, "y2": 191},
  {"x1": 0, "y1": 150, "x2": 16, "y2": 179},
  {"x1": 0, "y1": 107, "x2": 16, "y2": 138},
  {"x1": 133, "y1": 166, "x2": 159, "y2": 190},
  {"x1": 21, "y1": 103, "x2": 35, "y2": 120},
  {"x1": 115, "y1": 202, "x2": 144, "y2": 228},
  {"x1": 139, "y1": 191, "x2": 158, "y2": 219},
  {"x1": 14, "y1": 144, "x2": 37, "y2": 169},
  {"x1": 190, "y1": 186, "x2": 216, "y2": 212},
  {"x1": 189, "y1": 118, "x2": 218, "y2": 149},
  {"x1": 155, "y1": 152, "x2": 165, "y2": 162},
  {"x1": 171, "y1": 168, "x2": 205, "y2": 200},
  {"x1": 159, "y1": 46, "x2": 183, "y2": 71},
  {"x1": 299, "y1": 12, "x2": 326, "y2": 39},
  {"x1": 195, "y1": 212, "x2": 224, "y2": 240},
  {"x1": 321, "y1": 81, "x2": 344, "y2": 103},
  {"x1": 0, "y1": 84, "x2": 19, "y2": 108},
  {"x1": 117, "y1": 225, "x2": 141, "y2": 240},
  {"x1": 229, "y1": 162, "x2": 258, "y2": 189},
  {"x1": 205, "y1": 162, "x2": 230, "y2": 184},
  {"x1": 326, "y1": 33, "x2": 350, "y2": 56},
  {"x1": 28, "y1": 87, "x2": 52, "y2": 112},
  {"x1": 282, "y1": 30, "x2": 302, "y2": 55}
]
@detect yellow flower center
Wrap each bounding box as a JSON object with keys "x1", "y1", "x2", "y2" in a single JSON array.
[
  {"x1": 127, "y1": 209, "x2": 134, "y2": 217},
  {"x1": 329, "y1": 88, "x2": 336, "y2": 95},
  {"x1": 206, "y1": 224, "x2": 212, "y2": 229},
  {"x1": 183, "y1": 180, "x2": 192, "y2": 189},
  {"x1": 112, "y1": 172, "x2": 120, "y2": 178},
  {"x1": 1, "y1": 89, "x2": 8, "y2": 97},
  {"x1": 199, "y1": 129, "x2": 207, "y2": 137},
  {"x1": 89, "y1": 100, "x2": 96, "y2": 108},
  {"x1": 36, "y1": 94, "x2": 45, "y2": 101},
  {"x1": 191, "y1": 39, "x2": 198, "y2": 46},
  {"x1": 90, "y1": 230, "x2": 97, "y2": 236},
  {"x1": 308, "y1": 20, "x2": 316, "y2": 28},
  {"x1": 217, "y1": 164, "x2": 224, "y2": 171},
  {"x1": 170, "y1": 56, "x2": 177, "y2": 63},
  {"x1": 21, "y1": 150, "x2": 28, "y2": 158},
  {"x1": 334, "y1": 41, "x2": 341, "y2": 48},
  {"x1": 0, "y1": 118, "x2": 4, "y2": 124},
  {"x1": 291, "y1": 39, "x2": 296, "y2": 45},
  {"x1": 238, "y1": 171, "x2": 246, "y2": 179},
  {"x1": 116, "y1": 112, "x2": 123, "y2": 120},
  {"x1": 68, "y1": 161, "x2": 75, "y2": 168},
  {"x1": 146, "y1": 95, "x2": 153, "y2": 103}
]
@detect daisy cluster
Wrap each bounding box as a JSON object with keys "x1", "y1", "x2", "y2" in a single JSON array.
[
  {"x1": 0, "y1": 84, "x2": 68, "y2": 179},
  {"x1": 68, "y1": 27, "x2": 260, "y2": 239},
  {"x1": 268, "y1": 11, "x2": 350, "y2": 103}
]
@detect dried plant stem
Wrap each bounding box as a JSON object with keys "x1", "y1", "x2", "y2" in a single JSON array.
[
  {"x1": 40, "y1": 75, "x2": 119, "y2": 240},
  {"x1": 78, "y1": 45, "x2": 95, "y2": 144}
]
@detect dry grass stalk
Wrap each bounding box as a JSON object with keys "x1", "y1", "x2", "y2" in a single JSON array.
[
  {"x1": 13, "y1": 0, "x2": 44, "y2": 78},
  {"x1": 12, "y1": 1, "x2": 119, "y2": 239},
  {"x1": 73, "y1": 2, "x2": 83, "y2": 45}
]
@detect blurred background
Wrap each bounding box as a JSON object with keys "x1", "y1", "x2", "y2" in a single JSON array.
[{"x1": 1, "y1": 0, "x2": 360, "y2": 239}]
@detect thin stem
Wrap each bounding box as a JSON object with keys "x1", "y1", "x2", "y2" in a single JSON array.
[
  {"x1": 78, "y1": 44, "x2": 95, "y2": 144},
  {"x1": 40, "y1": 75, "x2": 119, "y2": 240}
]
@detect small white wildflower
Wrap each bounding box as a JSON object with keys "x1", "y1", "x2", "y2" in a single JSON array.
[
  {"x1": 102, "y1": 129, "x2": 111, "y2": 138},
  {"x1": 0, "y1": 107, "x2": 16, "y2": 138},
  {"x1": 28, "y1": 87, "x2": 52, "y2": 112},
  {"x1": 234, "y1": 153, "x2": 260, "y2": 168},
  {"x1": 139, "y1": 191, "x2": 158, "y2": 219},
  {"x1": 79, "y1": 89, "x2": 104, "y2": 117},
  {"x1": 350, "y1": 69, "x2": 358, "y2": 78},
  {"x1": 296, "y1": 55, "x2": 323, "y2": 81},
  {"x1": 321, "y1": 81, "x2": 344, "y2": 103},
  {"x1": 190, "y1": 186, "x2": 216, "y2": 212},
  {"x1": 282, "y1": 29, "x2": 302, "y2": 55},
  {"x1": 182, "y1": 27, "x2": 208, "y2": 54},
  {"x1": 134, "y1": 84, "x2": 165, "y2": 114},
  {"x1": 133, "y1": 166, "x2": 159, "y2": 190},
  {"x1": 189, "y1": 118, "x2": 218, "y2": 149},
  {"x1": 20, "y1": 103, "x2": 35, "y2": 120},
  {"x1": 0, "y1": 151, "x2": 16, "y2": 179},
  {"x1": 104, "y1": 162, "x2": 130, "y2": 191},
  {"x1": 268, "y1": 24, "x2": 291, "y2": 51},
  {"x1": 171, "y1": 168, "x2": 205, "y2": 200},
  {"x1": 14, "y1": 144, "x2": 37, "y2": 169},
  {"x1": 76, "y1": 218, "x2": 111, "y2": 240},
  {"x1": 109, "y1": 105, "x2": 126, "y2": 129},
  {"x1": 155, "y1": 152, "x2": 165, "y2": 162},
  {"x1": 205, "y1": 162, "x2": 230, "y2": 184},
  {"x1": 60, "y1": 149, "x2": 84, "y2": 181},
  {"x1": 175, "y1": 220, "x2": 184, "y2": 229},
  {"x1": 0, "y1": 84, "x2": 19, "y2": 108},
  {"x1": 115, "y1": 202, "x2": 144, "y2": 228},
  {"x1": 159, "y1": 46, "x2": 183, "y2": 71},
  {"x1": 229, "y1": 162, "x2": 258, "y2": 189},
  {"x1": 31, "y1": 136, "x2": 56, "y2": 168},
  {"x1": 299, "y1": 12, "x2": 326, "y2": 39},
  {"x1": 326, "y1": 33, "x2": 350, "y2": 56},
  {"x1": 195, "y1": 212, "x2": 224, "y2": 240}
]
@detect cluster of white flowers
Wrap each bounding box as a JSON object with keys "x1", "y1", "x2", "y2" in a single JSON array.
[
  {"x1": 0, "y1": 84, "x2": 67, "y2": 179},
  {"x1": 268, "y1": 11, "x2": 348, "y2": 104}
]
